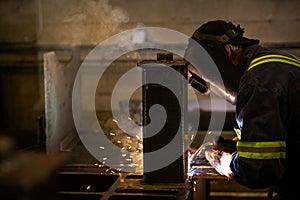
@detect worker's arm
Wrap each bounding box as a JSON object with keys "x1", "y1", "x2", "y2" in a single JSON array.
[{"x1": 230, "y1": 80, "x2": 286, "y2": 189}]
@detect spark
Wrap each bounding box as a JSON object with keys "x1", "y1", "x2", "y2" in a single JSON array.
[{"x1": 191, "y1": 134, "x2": 195, "y2": 141}]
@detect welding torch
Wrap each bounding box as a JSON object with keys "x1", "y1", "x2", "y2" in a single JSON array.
[{"x1": 188, "y1": 70, "x2": 210, "y2": 95}]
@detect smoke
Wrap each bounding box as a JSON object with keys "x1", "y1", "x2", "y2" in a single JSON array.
[{"x1": 44, "y1": 0, "x2": 130, "y2": 46}]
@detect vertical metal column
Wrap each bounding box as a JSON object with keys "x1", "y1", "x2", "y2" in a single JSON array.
[{"x1": 140, "y1": 52, "x2": 188, "y2": 183}]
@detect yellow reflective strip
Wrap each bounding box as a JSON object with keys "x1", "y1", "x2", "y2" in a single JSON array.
[
  {"x1": 233, "y1": 127, "x2": 241, "y2": 140},
  {"x1": 237, "y1": 141, "x2": 286, "y2": 159},
  {"x1": 238, "y1": 151, "x2": 286, "y2": 159},
  {"x1": 250, "y1": 54, "x2": 300, "y2": 66},
  {"x1": 237, "y1": 140, "x2": 286, "y2": 148},
  {"x1": 248, "y1": 58, "x2": 300, "y2": 71},
  {"x1": 286, "y1": 52, "x2": 300, "y2": 63}
]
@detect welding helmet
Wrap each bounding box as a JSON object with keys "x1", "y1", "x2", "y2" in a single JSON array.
[{"x1": 184, "y1": 20, "x2": 259, "y2": 104}]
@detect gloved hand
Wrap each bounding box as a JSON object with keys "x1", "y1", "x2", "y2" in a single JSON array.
[
  {"x1": 213, "y1": 136, "x2": 237, "y2": 154},
  {"x1": 205, "y1": 150, "x2": 233, "y2": 178},
  {"x1": 204, "y1": 149, "x2": 220, "y2": 168},
  {"x1": 216, "y1": 152, "x2": 233, "y2": 178}
]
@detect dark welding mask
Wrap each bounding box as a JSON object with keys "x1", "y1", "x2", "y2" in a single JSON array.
[{"x1": 184, "y1": 20, "x2": 259, "y2": 104}]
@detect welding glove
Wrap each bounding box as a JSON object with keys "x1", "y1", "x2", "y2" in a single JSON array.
[
  {"x1": 216, "y1": 152, "x2": 233, "y2": 178},
  {"x1": 205, "y1": 150, "x2": 233, "y2": 178}
]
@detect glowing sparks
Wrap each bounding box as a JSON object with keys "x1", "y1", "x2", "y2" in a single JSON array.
[{"x1": 191, "y1": 134, "x2": 195, "y2": 141}]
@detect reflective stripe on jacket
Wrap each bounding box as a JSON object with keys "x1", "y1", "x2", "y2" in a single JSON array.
[
  {"x1": 235, "y1": 54, "x2": 300, "y2": 160},
  {"x1": 229, "y1": 44, "x2": 300, "y2": 193}
]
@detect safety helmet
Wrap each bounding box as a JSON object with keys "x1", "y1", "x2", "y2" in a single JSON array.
[
  {"x1": 192, "y1": 20, "x2": 259, "y2": 46},
  {"x1": 184, "y1": 20, "x2": 259, "y2": 104}
]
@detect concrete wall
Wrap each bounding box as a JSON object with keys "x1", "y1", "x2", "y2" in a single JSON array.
[
  {"x1": 2, "y1": 0, "x2": 299, "y2": 45},
  {"x1": 0, "y1": 0, "x2": 299, "y2": 148}
]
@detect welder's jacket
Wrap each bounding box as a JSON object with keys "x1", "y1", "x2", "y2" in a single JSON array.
[{"x1": 230, "y1": 44, "x2": 300, "y2": 199}]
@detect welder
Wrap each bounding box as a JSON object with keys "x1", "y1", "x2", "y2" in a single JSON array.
[{"x1": 184, "y1": 19, "x2": 300, "y2": 200}]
